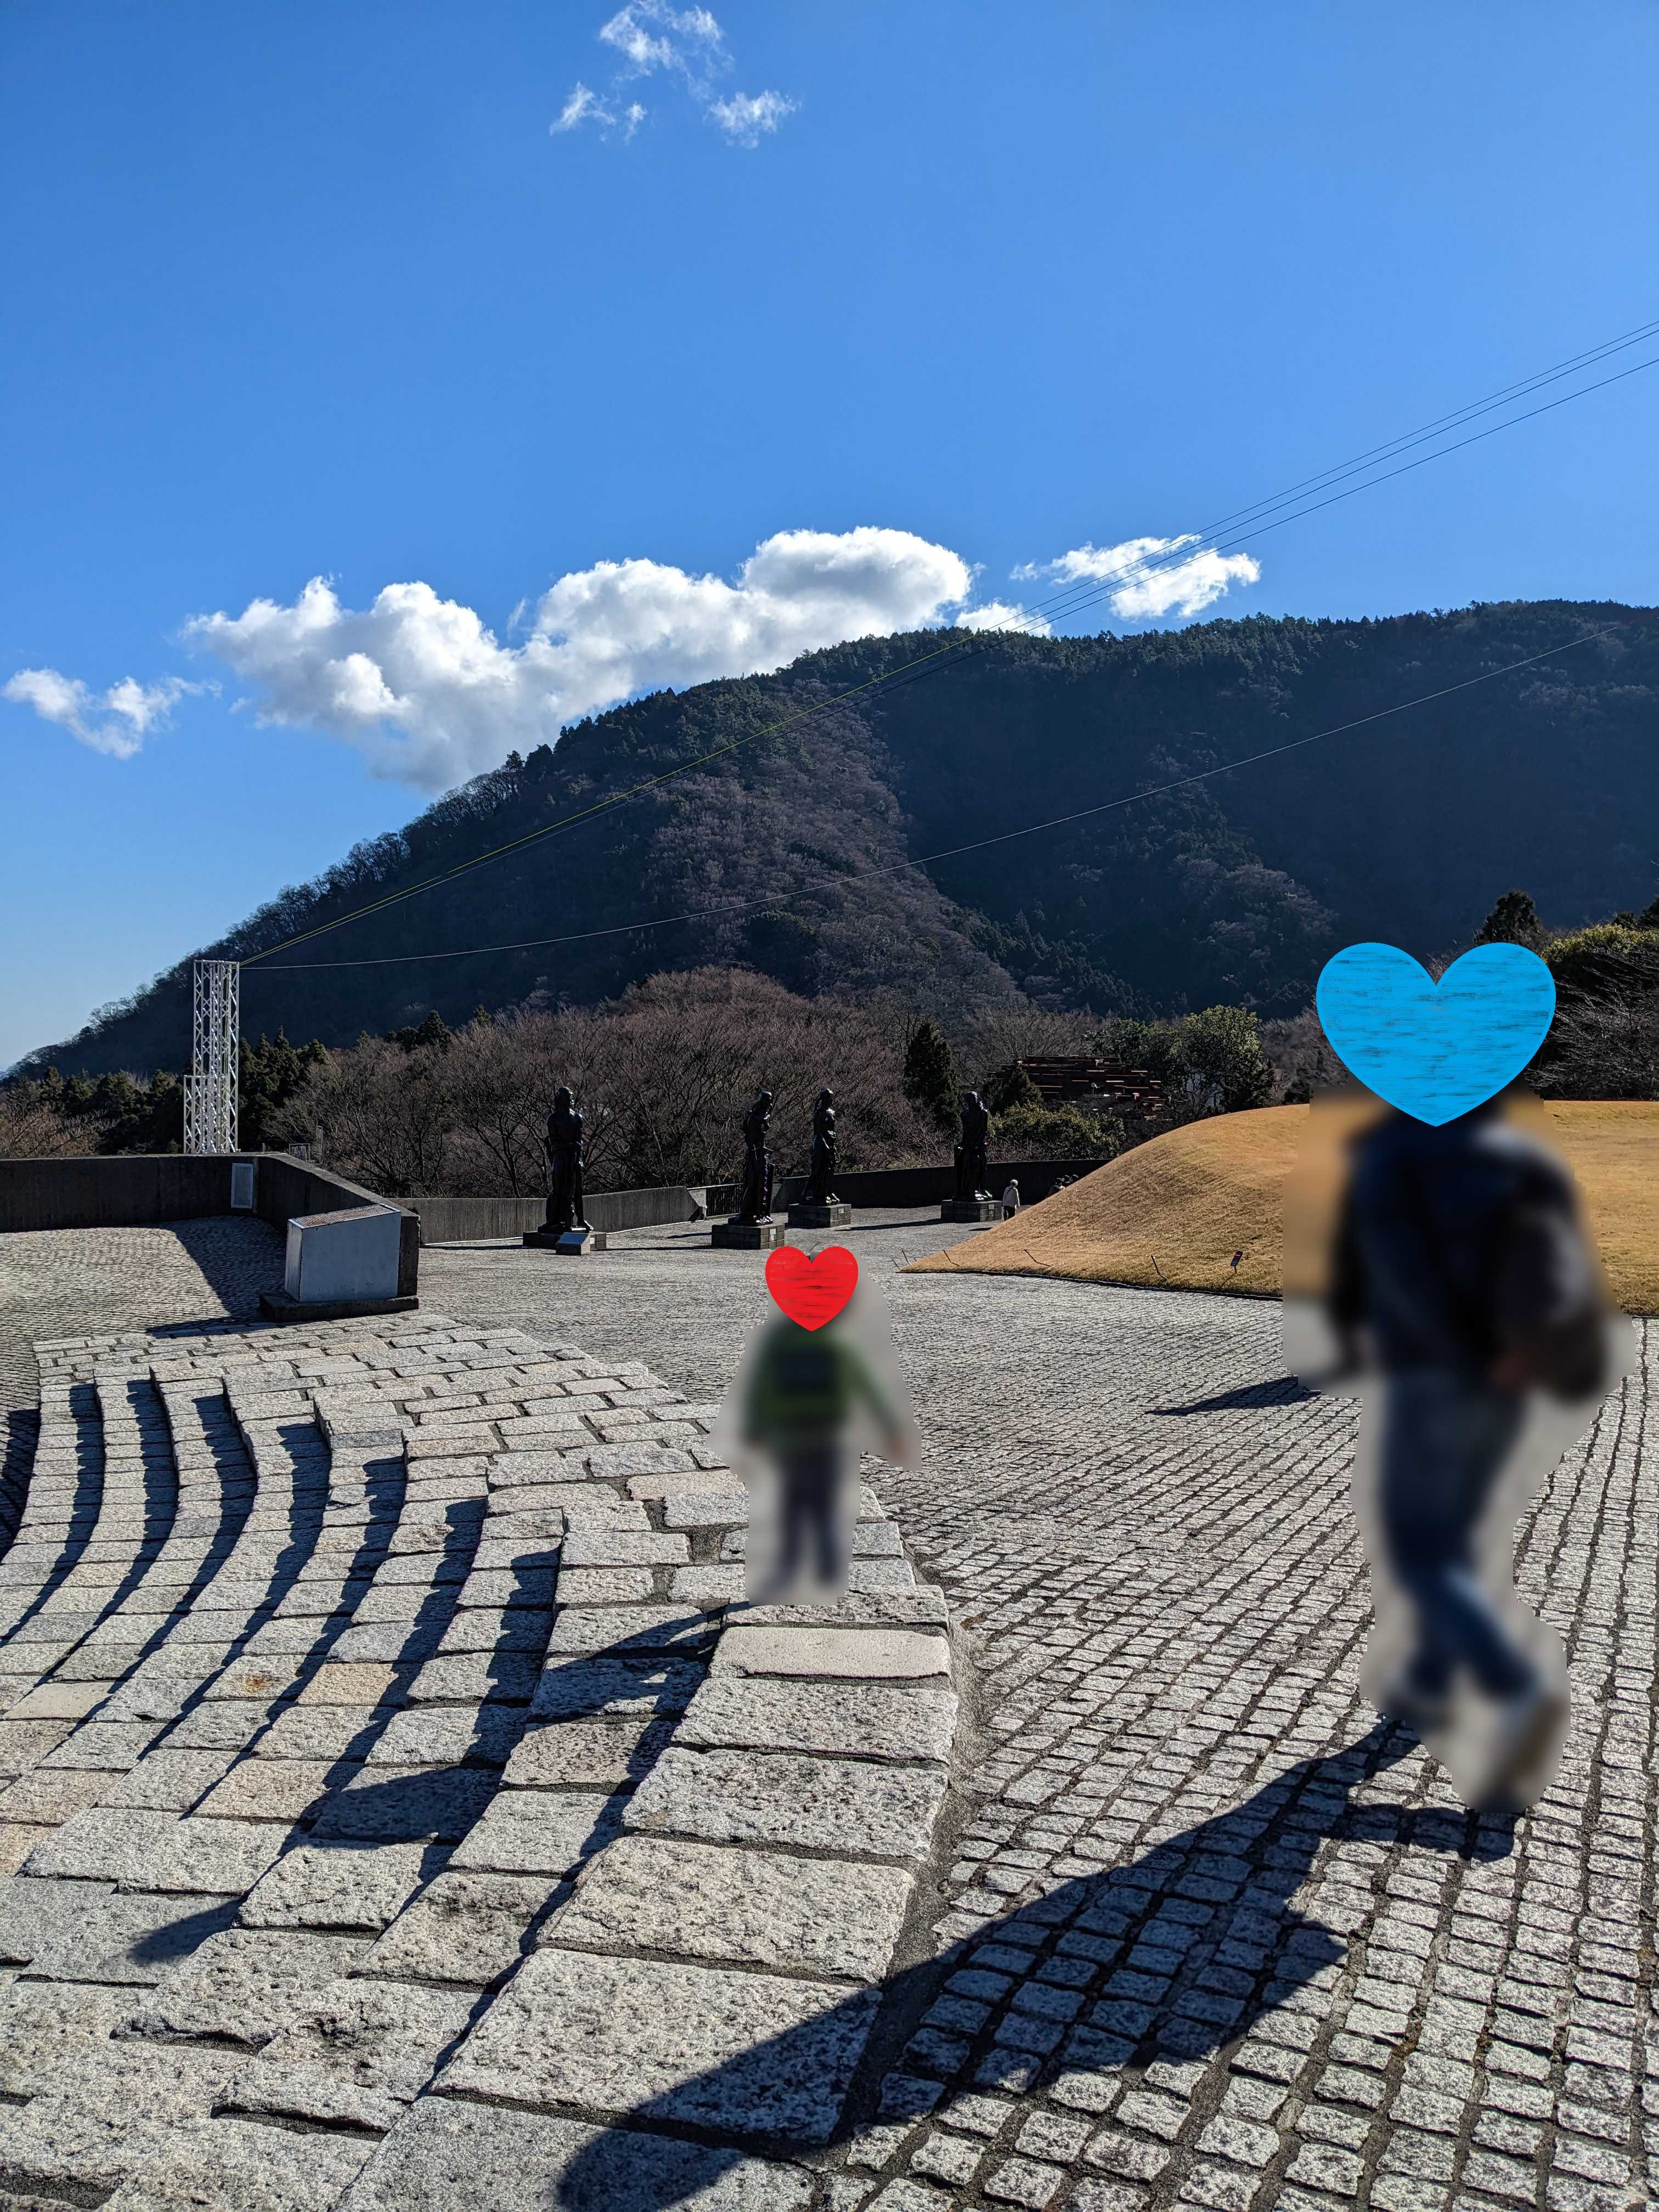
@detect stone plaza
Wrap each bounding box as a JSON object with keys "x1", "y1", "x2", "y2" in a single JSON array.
[{"x1": 0, "y1": 1206, "x2": 1650, "y2": 2210}]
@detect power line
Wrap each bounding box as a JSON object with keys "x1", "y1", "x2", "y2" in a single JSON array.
[
  {"x1": 253, "y1": 621, "x2": 1627, "y2": 972},
  {"x1": 238, "y1": 319, "x2": 1659, "y2": 970}
]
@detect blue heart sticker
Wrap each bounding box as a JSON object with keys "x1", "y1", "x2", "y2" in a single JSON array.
[{"x1": 1315, "y1": 942, "x2": 1556, "y2": 1126}]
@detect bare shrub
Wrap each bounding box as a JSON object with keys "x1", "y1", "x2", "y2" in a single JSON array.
[
  {"x1": 1539, "y1": 984, "x2": 1659, "y2": 1101},
  {"x1": 285, "y1": 1035, "x2": 455, "y2": 1198},
  {"x1": 0, "y1": 1084, "x2": 94, "y2": 1158}
]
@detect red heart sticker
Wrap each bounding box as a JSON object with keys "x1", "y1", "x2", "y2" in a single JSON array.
[{"x1": 764, "y1": 1245, "x2": 858, "y2": 1330}]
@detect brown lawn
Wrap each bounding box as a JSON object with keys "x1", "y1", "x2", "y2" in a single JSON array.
[{"x1": 909, "y1": 1101, "x2": 1659, "y2": 1314}]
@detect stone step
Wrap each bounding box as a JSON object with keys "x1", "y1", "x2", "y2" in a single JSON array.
[{"x1": 0, "y1": 1310, "x2": 962, "y2": 2209}]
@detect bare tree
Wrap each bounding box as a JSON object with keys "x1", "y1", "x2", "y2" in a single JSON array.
[
  {"x1": 0, "y1": 1085, "x2": 96, "y2": 1158},
  {"x1": 283, "y1": 967, "x2": 942, "y2": 1199},
  {"x1": 285, "y1": 1036, "x2": 455, "y2": 1197}
]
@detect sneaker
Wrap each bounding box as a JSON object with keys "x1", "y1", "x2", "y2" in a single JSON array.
[
  {"x1": 1375, "y1": 1674, "x2": 1451, "y2": 1736},
  {"x1": 1472, "y1": 1681, "x2": 1568, "y2": 1809}
]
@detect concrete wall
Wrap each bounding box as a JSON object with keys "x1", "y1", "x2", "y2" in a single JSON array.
[
  {"x1": 760, "y1": 1158, "x2": 1105, "y2": 1211},
  {"x1": 0, "y1": 1154, "x2": 420, "y2": 1300},
  {"x1": 411, "y1": 1159, "x2": 1105, "y2": 1243},
  {"x1": 411, "y1": 1184, "x2": 712, "y2": 1245}
]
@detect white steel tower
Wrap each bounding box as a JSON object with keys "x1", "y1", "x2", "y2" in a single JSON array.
[{"x1": 183, "y1": 959, "x2": 240, "y2": 1155}]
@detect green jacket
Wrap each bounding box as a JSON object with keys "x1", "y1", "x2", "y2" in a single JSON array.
[{"x1": 742, "y1": 1322, "x2": 898, "y2": 1449}]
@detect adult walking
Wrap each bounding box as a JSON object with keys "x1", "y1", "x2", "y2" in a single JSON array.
[{"x1": 1326, "y1": 1097, "x2": 1620, "y2": 1808}]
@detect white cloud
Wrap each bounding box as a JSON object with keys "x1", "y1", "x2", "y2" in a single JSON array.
[
  {"x1": 182, "y1": 528, "x2": 1022, "y2": 792},
  {"x1": 1014, "y1": 534, "x2": 1260, "y2": 621},
  {"x1": 954, "y1": 599, "x2": 1048, "y2": 635},
  {"x1": 551, "y1": 81, "x2": 612, "y2": 133},
  {"x1": 599, "y1": 1, "x2": 721, "y2": 76},
  {"x1": 708, "y1": 89, "x2": 795, "y2": 145},
  {"x1": 2, "y1": 668, "x2": 207, "y2": 759},
  {"x1": 555, "y1": 1, "x2": 792, "y2": 146}
]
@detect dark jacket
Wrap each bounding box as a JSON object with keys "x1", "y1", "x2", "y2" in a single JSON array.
[{"x1": 1329, "y1": 1107, "x2": 1597, "y2": 1379}]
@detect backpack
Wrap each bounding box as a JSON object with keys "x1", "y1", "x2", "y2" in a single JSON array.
[{"x1": 1491, "y1": 1187, "x2": 1608, "y2": 1403}]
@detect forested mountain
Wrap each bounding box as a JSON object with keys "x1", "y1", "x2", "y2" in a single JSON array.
[{"x1": 25, "y1": 599, "x2": 1658, "y2": 1077}]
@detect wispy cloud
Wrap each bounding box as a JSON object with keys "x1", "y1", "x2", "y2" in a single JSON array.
[
  {"x1": 708, "y1": 88, "x2": 795, "y2": 145},
  {"x1": 1013, "y1": 534, "x2": 1261, "y2": 622},
  {"x1": 550, "y1": 82, "x2": 647, "y2": 138},
  {"x1": 2, "y1": 668, "x2": 209, "y2": 759},
  {"x1": 552, "y1": 2, "x2": 794, "y2": 148}
]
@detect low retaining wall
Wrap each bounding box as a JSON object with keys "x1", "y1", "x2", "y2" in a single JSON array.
[
  {"x1": 0, "y1": 1154, "x2": 419, "y2": 1300},
  {"x1": 410, "y1": 1185, "x2": 712, "y2": 1244},
  {"x1": 413, "y1": 1158, "x2": 1105, "y2": 1244},
  {"x1": 706, "y1": 1158, "x2": 1104, "y2": 1212}
]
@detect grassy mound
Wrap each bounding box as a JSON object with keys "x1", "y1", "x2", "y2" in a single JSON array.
[{"x1": 909, "y1": 1101, "x2": 1659, "y2": 1314}]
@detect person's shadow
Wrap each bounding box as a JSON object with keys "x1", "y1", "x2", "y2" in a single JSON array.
[{"x1": 550, "y1": 1720, "x2": 1514, "y2": 2208}]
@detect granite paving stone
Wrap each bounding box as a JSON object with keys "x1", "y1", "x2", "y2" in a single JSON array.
[
  {"x1": 438, "y1": 1945, "x2": 881, "y2": 2141},
  {"x1": 624, "y1": 1744, "x2": 950, "y2": 1859},
  {"x1": 123, "y1": 1927, "x2": 369, "y2": 2044},
  {"x1": 222, "y1": 1978, "x2": 477, "y2": 2130},
  {"x1": 711, "y1": 1624, "x2": 950, "y2": 1680},
  {"x1": 238, "y1": 1841, "x2": 445, "y2": 1931},
  {"x1": 96, "y1": 2115, "x2": 375, "y2": 2212},
  {"x1": 337, "y1": 2096, "x2": 813, "y2": 2211},
  {"x1": 678, "y1": 1674, "x2": 959, "y2": 1760},
  {"x1": 549, "y1": 1833, "x2": 916, "y2": 1980},
  {"x1": 24, "y1": 1808, "x2": 287, "y2": 1892},
  {"x1": 448, "y1": 1787, "x2": 625, "y2": 1875},
  {"x1": 361, "y1": 1869, "x2": 548, "y2": 1985}
]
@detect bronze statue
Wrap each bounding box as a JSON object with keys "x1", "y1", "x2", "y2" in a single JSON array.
[
  {"x1": 804, "y1": 1087, "x2": 839, "y2": 1205},
  {"x1": 733, "y1": 1088, "x2": 775, "y2": 1223},
  {"x1": 541, "y1": 1086, "x2": 591, "y2": 1237},
  {"x1": 955, "y1": 1089, "x2": 991, "y2": 1201}
]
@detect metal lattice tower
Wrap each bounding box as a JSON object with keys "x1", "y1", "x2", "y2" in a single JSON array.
[{"x1": 183, "y1": 960, "x2": 240, "y2": 1155}]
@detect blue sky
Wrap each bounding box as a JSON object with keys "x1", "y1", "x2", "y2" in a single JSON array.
[{"x1": 3, "y1": 1, "x2": 1656, "y2": 1067}]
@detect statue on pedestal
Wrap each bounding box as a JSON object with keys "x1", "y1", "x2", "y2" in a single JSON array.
[
  {"x1": 733, "y1": 1088, "x2": 775, "y2": 1223},
  {"x1": 804, "y1": 1088, "x2": 839, "y2": 1205},
  {"x1": 541, "y1": 1086, "x2": 591, "y2": 1237},
  {"x1": 954, "y1": 1090, "x2": 991, "y2": 1201}
]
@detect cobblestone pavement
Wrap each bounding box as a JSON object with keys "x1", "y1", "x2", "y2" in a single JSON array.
[
  {"x1": 0, "y1": 1210, "x2": 1650, "y2": 2209},
  {"x1": 0, "y1": 1219, "x2": 284, "y2": 1410},
  {"x1": 422, "y1": 1219, "x2": 1658, "y2": 2212},
  {"x1": 0, "y1": 1296, "x2": 955, "y2": 2208}
]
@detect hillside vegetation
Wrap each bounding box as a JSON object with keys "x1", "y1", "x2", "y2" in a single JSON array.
[{"x1": 22, "y1": 599, "x2": 1658, "y2": 1078}]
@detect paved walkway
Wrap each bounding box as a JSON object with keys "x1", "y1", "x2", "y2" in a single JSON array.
[
  {"x1": 0, "y1": 1208, "x2": 1649, "y2": 2210},
  {"x1": 427, "y1": 1218, "x2": 1657, "y2": 2212}
]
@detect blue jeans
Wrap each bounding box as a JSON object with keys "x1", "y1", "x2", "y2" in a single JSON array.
[{"x1": 1379, "y1": 1369, "x2": 1534, "y2": 1702}]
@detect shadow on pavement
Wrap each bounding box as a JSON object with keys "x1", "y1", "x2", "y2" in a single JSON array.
[
  {"x1": 554, "y1": 1720, "x2": 1514, "y2": 2208},
  {"x1": 1153, "y1": 1378, "x2": 1318, "y2": 1415}
]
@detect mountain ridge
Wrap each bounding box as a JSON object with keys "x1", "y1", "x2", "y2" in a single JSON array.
[{"x1": 24, "y1": 599, "x2": 1657, "y2": 1077}]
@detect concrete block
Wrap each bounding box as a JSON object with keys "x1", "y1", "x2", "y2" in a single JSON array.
[{"x1": 283, "y1": 1206, "x2": 403, "y2": 1307}]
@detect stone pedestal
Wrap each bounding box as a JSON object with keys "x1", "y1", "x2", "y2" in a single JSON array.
[
  {"x1": 523, "y1": 1228, "x2": 607, "y2": 1254},
  {"x1": 710, "y1": 1219, "x2": 788, "y2": 1249},
  {"x1": 787, "y1": 1200, "x2": 853, "y2": 1229},
  {"x1": 940, "y1": 1198, "x2": 1003, "y2": 1223}
]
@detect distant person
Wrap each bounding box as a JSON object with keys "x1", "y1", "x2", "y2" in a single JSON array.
[
  {"x1": 1002, "y1": 1180, "x2": 1021, "y2": 1215},
  {"x1": 1231, "y1": 1248, "x2": 1244, "y2": 1273},
  {"x1": 1328, "y1": 1098, "x2": 1609, "y2": 1807},
  {"x1": 735, "y1": 1306, "x2": 913, "y2": 1600}
]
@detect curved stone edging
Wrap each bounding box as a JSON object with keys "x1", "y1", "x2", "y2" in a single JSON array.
[{"x1": 0, "y1": 1311, "x2": 962, "y2": 2210}]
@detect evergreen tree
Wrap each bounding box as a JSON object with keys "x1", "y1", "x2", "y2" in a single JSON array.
[
  {"x1": 901, "y1": 1017, "x2": 960, "y2": 1136},
  {"x1": 239, "y1": 1031, "x2": 329, "y2": 1150},
  {"x1": 1475, "y1": 889, "x2": 1546, "y2": 951}
]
